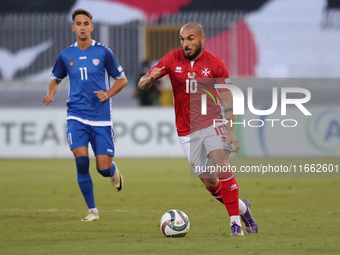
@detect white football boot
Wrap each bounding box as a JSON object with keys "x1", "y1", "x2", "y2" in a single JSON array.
[
  {"x1": 111, "y1": 163, "x2": 123, "y2": 191},
  {"x1": 81, "y1": 209, "x2": 99, "y2": 222}
]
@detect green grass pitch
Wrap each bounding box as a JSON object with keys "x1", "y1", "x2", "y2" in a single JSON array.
[{"x1": 0, "y1": 157, "x2": 339, "y2": 255}]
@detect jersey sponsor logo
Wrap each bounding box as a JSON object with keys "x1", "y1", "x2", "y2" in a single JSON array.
[
  {"x1": 118, "y1": 66, "x2": 123, "y2": 72},
  {"x1": 201, "y1": 68, "x2": 211, "y2": 77},
  {"x1": 79, "y1": 56, "x2": 87, "y2": 60},
  {"x1": 69, "y1": 60, "x2": 74, "y2": 67},
  {"x1": 175, "y1": 66, "x2": 182, "y2": 73},
  {"x1": 225, "y1": 78, "x2": 231, "y2": 84},
  {"x1": 93, "y1": 59, "x2": 100, "y2": 66},
  {"x1": 187, "y1": 72, "x2": 196, "y2": 78},
  {"x1": 107, "y1": 149, "x2": 113, "y2": 153}
]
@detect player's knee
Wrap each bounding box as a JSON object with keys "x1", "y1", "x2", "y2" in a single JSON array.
[
  {"x1": 203, "y1": 179, "x2": 218, "y2": 191},
  {"x1": 97, "y1": 163, "x2": 116, "y2": 177},
  {"x1": 76, "y1": 156, "x2": 89, "y2": 174},
  {"x1": 205, "y1": 183, "x2": 216, "y2": 191},
  {"x1": 95, "y1": 155, "x2": 114, "y2": 171}
]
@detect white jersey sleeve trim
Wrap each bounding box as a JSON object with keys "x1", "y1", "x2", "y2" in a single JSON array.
[
  {"x1": 115, "y1": 72, "x2": 126, "y2": 80},
  {"x1": 50, "y1": 73, "x2": 63, "y2": 82},
  {"x1": 67, "y1": 116, "x2": 112, "y2": 126}
]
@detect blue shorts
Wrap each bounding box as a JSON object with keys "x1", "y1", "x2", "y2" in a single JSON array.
[{"x1": 67, "y1": 120, "x2": 115, "y2": 156}]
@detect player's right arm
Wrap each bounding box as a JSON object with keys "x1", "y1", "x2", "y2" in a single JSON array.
[
  {"x1": 43, "y1": 79, "x2": 61, "y2": 105},
  {"x1": 43, "y1": 52, "x2": 67, "y2": 105},
  {"x1": 138, "y1": 66, "x2": 165, "y2": 91}
]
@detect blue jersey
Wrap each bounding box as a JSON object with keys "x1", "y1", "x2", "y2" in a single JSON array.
[{"x1": 51, "y1": 40, "x2": 125, "y2": 126}]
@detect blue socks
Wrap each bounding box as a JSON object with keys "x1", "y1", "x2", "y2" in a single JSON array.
[
  {"x1": 76, "y1": 158, "x2": 116, "y2": 210},
  {"x1": 76, "y1": 156, "x2": 95, "y2": 209},
  {"x1": 98, "y1": 163, "x2": 116, "y2": 177}
]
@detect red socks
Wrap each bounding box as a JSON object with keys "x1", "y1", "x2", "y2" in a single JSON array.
[
  {"x1": 207, "y1": 177, "x2": 240, "y2": 217},
  {"x1": 220, "y1": 177, "x2": 240, "y2": 217}
]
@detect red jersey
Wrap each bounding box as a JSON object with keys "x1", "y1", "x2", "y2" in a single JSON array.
[{"x1": 150, "y1": 49, "x2": 230, "y2": 136}]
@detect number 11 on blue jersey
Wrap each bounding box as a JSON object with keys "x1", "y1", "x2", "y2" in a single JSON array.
[{"x1": 79, "y1": 67, "x2": 88, "y2": 80}]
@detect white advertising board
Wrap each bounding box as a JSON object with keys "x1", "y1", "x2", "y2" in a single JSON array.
[
  {"x1": 1, "y1": 106, "x2": 339, "y2": 158},
  {"x1": 237, "y1": 106, "x2": 340, "y2": 157},
  {"x1": 0, "y1": 107, "x2": 184, "y2": 158}
]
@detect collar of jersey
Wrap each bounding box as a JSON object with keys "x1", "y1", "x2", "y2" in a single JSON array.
[{"x1": 74, "y1": 40, "x2": 96, "y2": 48}]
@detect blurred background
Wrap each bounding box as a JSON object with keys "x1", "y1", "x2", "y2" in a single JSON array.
[{"x1": 0, "y1": 0, "x2": 339, "y2": 159}]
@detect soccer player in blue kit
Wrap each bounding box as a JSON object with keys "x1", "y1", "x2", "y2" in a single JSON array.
[{"x1": 43, "y1": 9, "x2": 127, "y2": 221}]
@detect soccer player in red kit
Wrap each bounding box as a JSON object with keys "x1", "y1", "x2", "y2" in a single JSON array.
[{"x1": 138, "y1": 22, "x2": 258, "y2": 236}]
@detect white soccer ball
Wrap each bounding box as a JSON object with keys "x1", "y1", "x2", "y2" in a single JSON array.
[{"x1": 160, "y1": 209, "x2": 190, "y2": 237}]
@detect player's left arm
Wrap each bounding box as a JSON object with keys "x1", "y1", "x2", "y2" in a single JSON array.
[
  {"x1": 94, "y1": 76, "x2": 128, "y2": 102},
  {"x1": 94, "y1": 47, "x2": 128, "y2": 102},
  {"x1": 220, "y1": 91, "x2": 240, "y2": 153}
]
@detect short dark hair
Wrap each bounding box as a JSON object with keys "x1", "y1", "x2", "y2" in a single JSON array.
[{"x1": 72, "y1": 9, "x2": 92, "y2": 21}]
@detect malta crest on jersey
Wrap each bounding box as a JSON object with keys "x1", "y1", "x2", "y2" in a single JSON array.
[
  {"x1": 187, "y1": 72, "x2": 196, "y2": 78},
  {"x1": 93, "y1": 59, "x2": 100, "y2": 66},
  {"x1": 201, "y1": 68, "x2": 211, "y2": 77}
]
